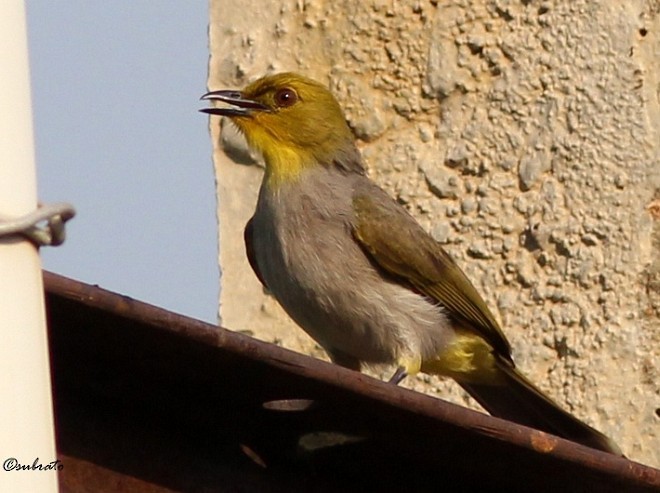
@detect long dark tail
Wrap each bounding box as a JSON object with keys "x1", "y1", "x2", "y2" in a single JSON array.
[{"x1": 459, "y1": 360, "x2": 623, "y2": 456}]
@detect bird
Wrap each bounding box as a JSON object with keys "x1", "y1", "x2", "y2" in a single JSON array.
[{"x1": 200, "y1": 72, "x2": 622, "y2": 456}]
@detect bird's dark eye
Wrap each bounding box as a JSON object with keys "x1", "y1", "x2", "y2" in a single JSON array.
[{"x1": 274, "y1": 88, "x2": 298, "y2": 108}]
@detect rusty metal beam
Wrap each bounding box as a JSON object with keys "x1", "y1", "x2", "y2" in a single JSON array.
[{"x1": 44, "y1": 271, "x2": 659, "y2": 492}]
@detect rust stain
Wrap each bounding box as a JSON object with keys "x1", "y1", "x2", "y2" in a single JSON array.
[
  {"x1": 239, "y1": 443, "x2": 268, "y2": 468},
  {"x1": 530, "y1": 431, "x2": 559, "y2": 453},
  {"x1": 262, "y1": 398, "x2": 317, "y2": 412}
]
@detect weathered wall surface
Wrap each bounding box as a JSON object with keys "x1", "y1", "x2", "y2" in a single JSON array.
[{"x1": 207, "y1": 0, "x2": 659, "y2": 465}]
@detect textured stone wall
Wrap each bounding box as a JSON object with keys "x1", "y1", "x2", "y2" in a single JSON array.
[{"x1": 207, "y1": 0, "x2": 660, "y2": 465}]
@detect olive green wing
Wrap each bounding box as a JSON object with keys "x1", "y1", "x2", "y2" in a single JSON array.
[{"x1": 352, "y1": 188, "x2": 512, "y2": 360}]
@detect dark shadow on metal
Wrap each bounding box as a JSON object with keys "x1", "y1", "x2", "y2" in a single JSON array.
[{"x1": 44, "y1": 271, "x2": 659, "y2": 493}]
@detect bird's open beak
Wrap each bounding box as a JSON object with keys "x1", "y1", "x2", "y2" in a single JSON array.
[{"x1": 199, "y1": 90, "x2": 269, "y2": 116}]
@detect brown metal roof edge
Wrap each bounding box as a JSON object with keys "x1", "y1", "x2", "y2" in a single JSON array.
[{"x1": 43, "y1": 271, "x2": 660, "y2": 490}]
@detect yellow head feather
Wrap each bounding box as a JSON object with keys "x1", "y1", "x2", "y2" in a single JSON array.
[{"x1": 218, "y1": 73, "x2": 357, "y2": 186}]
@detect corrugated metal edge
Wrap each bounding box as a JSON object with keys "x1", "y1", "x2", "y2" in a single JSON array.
[{"x1": 44, "y1": 271, "x2": 660, "y2": 492}]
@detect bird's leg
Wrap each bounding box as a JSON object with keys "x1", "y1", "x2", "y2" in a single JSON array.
[
  {"x1": 388, "y1": 367, "x2": 408, "y2": 385},
  {"x1": 389, "y1": 355, "x2": 420, "y2": 384}
]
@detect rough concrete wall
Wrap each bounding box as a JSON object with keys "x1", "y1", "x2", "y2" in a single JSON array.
[{"x1": 207, "y1": 0, "x2": 660, "y2": 465}]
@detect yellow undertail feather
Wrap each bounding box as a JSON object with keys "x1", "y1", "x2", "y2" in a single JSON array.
[
  {"x1": 421, "y1": 332, "x2": 505, "y2": 385},
  {"x1": 422, "y1": 332, "x2": 623, "y2": 455}
]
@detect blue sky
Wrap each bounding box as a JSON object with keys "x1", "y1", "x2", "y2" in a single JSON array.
[{"x1": 26, "y1": 3, "x2": 218, "y2": 322}]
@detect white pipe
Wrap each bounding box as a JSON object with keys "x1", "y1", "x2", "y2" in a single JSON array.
[{"x1": 0, "y1": 2, "x2": 59, "y2": 491}]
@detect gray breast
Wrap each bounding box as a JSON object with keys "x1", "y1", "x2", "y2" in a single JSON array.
[{"x1": 251, "y1": 166, "x2": 452, "y2": 365}]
